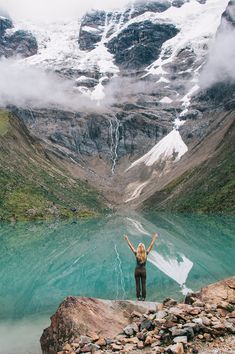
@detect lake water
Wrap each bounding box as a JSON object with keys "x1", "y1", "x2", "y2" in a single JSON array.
[{"x1": 0, "y1": 212, "x2": 235, "y2": 354}]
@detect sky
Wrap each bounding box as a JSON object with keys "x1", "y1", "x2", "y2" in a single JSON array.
[{"x1": 0, "y1": 0, "x2": 131, "y2": 21}]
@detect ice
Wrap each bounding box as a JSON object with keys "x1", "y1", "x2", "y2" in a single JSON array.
[
  {"x1": 127, "y1": 129, "x2": 188, "y2": 170},
  {"x1": 15, "y1": 20, "x2": 83, "y2": 72},
  {"x1": 144, "y1": 0, "x2": 228, "y2": 100}
]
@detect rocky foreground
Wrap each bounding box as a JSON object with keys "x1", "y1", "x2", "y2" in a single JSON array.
[{"x1": 41, "y1": 277, "x2": 235, "y2": 354}]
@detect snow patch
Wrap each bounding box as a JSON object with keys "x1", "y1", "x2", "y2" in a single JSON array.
[
  {"x1": 125, "y1": 181, "x2": 149, "y2": 203},
  {"x1": 157, "y1": 76, "x2": 170, "y2": 83},
  {"x1": 127, "y1": 129, "x2": 188, "y2": 171},
  {"x1": 144, "y1": 0, "x2": 228, "y2": 102},
  {"x1": 82, "y1": 26, "x2": 100, "y2": 33},
  {"x1": 160, "y1": 96, "x2": 173, "y2": 104}
]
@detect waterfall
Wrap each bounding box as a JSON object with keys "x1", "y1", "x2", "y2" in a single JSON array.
[{"x1": 109, "y1": 115, "x2": 120, "y2": 174}]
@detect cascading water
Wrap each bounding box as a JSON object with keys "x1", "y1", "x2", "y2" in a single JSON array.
[{"x1": 109, "y1": 115, "x2": 120, "y2": 174}]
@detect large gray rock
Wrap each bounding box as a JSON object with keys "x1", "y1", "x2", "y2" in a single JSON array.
[
  {"x1": 79, "y1": 11, "x2": 107, "y2": 51},
  {"x1": 0, "y1": 18, "x2": 38, "y2": 58},
  {"x1": 107, "y1": 21, "x2": 179, "y2": 69},
  {"x1": 0, "y1": 16, "x2": 13, "y2": 35}
]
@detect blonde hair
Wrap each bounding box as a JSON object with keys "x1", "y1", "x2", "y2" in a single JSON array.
[{"x1": 136, "y1": 243, "x2": 147, "y2": 263}]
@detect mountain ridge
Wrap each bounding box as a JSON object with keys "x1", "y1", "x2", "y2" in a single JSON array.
[{"x1": 0, "y1": 0, "x2": 234, "y2": 217}]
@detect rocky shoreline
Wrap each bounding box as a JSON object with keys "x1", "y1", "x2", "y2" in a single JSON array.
[{"x1": 41, "y1": 277, "x2": 235, "y2": 354}]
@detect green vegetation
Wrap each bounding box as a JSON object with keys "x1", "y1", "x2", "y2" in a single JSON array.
[
  {"x1": 0, "y1": 110, "x2": 108, "y2": 221},
  {"x1": 0, "y1": 111, "x2": 9, "y2": 136},
  {"x1": 143, "y1": 121, "x2": 235, "y2": 215}
]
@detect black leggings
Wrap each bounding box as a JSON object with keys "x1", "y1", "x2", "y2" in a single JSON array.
[{"x1": 135, "y1": 267, "x2": 146, "y2": 299}]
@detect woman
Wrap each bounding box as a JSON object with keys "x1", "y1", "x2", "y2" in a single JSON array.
[{"x1": 124, "y1": 233, "x2": 158, "y2": 301}]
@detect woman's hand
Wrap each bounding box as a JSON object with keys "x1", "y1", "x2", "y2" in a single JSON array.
[
  {"x1": 124, "y1": 235, "x2": 129, "y2": 241},
  {"x1": 152, "y1": 233, "x2": 158, "y2": 241}
]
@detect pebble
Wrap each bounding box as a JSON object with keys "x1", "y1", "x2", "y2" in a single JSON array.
[
  {"x1": 140, "y1": 319, "x2": 154, "y2": 331},
  {"x1": 156, "y1": 310, "x2": 168, "y2": 319},
  {"x1": 81, "y1": 343, "x2": 100, "y2": 352},
  {"x1": 201, "y1": 316, "x2": 211, "y2": 326},
  {"x1": 63, "y1": 344, "x2": 72, "y2": 351},
  {"x1": 173, "y1": 336, "x2": 188, "y2": 344},
  {"x1": 80, "y1": 336, "x2": 92, "y2": 345},
  {"x1": 123, "y1": 343, "x2": 135, "y2": 351},
  {"x1": 137, "y1": 341, "x2": 144, "y2": 349},
  {"x1": 192, "y1": 318, "x2": 203, "y2": 325},
  {"x1": 111, "y1": 343, "x2": 123, "y2": 351},
  {"x1": 96, "y1": 337, "x2": 106, "y2": 347},
  {"x1": 131, "y1": 310, "x2": 142, "y2": 318},
  {"x1": 192, "y1": 300, "x2": 205, "y2": 307},
  {"x1": 163, "y1": 298, "x2": 177, "y2": 307},
  {"x1": 123, "y1": 323, "x2": 139, "y2": 336},
  {"x1": 166, "y1": 342, "x2": 184, "y2": 354},
  {"x1": 188, "y1": 308, "x2": 201, "y2": 315},
  {"x1": 144, "y1": 335, "x2": 153, "y2": 345},
  {"x1": 203, "y1": 333, "x2": 211, "y2": 341}
]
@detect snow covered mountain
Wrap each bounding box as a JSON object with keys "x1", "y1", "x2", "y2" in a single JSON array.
[{"x1": 0, "y1": 0, "x2": 234, "y2": 212}]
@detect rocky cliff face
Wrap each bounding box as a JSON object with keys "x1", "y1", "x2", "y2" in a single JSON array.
[
  {"x1": 0, "y1": 16, "x2": 37, "y2": 58},
  {"x1": 0, "y1": 0, "x2": 234, "y2": 211},
  {"x1": 0, "y1": 110, "x2": 107, "y2": 221}
]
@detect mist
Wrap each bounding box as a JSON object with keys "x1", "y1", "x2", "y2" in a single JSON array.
[
  {"x1": 0, "y1": 58, "x2": 104, "y2": 112},
  {"x1": 0, "y1": 0, "x2": 131, "y2": 22},
  {"x1": 0, "y1": 58, "x2": 158, "y2": 112},
  {"x1": 200, "y1": 16, "x2": 235, "y2": 88}
]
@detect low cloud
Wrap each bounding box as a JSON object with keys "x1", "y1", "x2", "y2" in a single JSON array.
[
  {"x1": 0, "y1": 58, "x2": 102, "y2": 112},
  {"x1": 0, "y1": 0, "x2": 131, "y2": 22},
  {"x1": 200, "y1": 18, "x2": 235, "y2": 88},
  {"x1": 103, "y1": 76, "x2": 158, "y2": 106}
]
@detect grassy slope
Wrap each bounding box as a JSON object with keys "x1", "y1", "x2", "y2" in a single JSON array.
[
  {"x1": 143, "y1": 118, "x2": 235, "y2": 214},
  {"x1": 0, "y1": 110, "x2": 108, "y2": 221}
]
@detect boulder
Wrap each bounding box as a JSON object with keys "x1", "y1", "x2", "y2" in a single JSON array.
[
  {"x1": 0, "y1": 29, "x2": 37, "y2": 58},
  {"x1": 40, "y1": 297, "x2": 156, "y2": 354}
]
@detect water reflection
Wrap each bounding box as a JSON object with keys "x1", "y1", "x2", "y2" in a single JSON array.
[
  {"x1": 0, "y1": 212, "x2": 235, "y2": 354},
  {"x1": 0, "y1": 212, "x2": 234, "y2": 322},
  {"x1": 125, "y1": 214, "x2": 193, "y2": 295}
]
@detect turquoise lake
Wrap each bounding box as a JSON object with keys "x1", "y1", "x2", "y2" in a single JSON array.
[{"x1": 0, "y1": 212, "x2": 235, "y2": 354}]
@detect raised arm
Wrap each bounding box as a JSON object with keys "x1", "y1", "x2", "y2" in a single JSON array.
[
  {"x1": 147, "y1": 233, "x2": 158, "y2": 253},
  {"x1": 124, "y1": 235, "x2": 136, "y2": 254}
]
